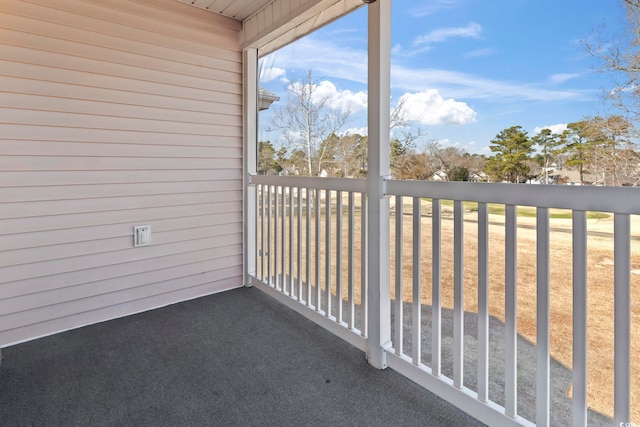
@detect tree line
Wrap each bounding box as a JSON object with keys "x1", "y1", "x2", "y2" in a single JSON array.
[
  {"x1": 485, "y1": 115, "x2": 638, "y2": 185},
  {"x1": 259, "y1": 113, "x2": 639, "y2": 186}
]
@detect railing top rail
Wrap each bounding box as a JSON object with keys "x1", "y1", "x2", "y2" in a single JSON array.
[
  {"x1": 385, "y1": 179, "x2": 640, "y2": 214},
  {"x1": 249, "y1": 175, "x2": 640, "y2": 214},
  {"x1": 250, "y1": 175, "x2": 367, "y2": 193}
]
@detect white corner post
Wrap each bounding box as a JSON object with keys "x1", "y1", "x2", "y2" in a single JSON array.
[
  {"x1": 366, "y1": 0, "x2": 392, "y2": 369},
  {"x1": 243, "y1": 48, "x2": 259, "y2": 287}
]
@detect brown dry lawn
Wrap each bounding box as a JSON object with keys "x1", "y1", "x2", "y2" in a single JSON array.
[
  {"x1": 258, "y1": 192, "x2": 639, "y2": 422},
  {"x1": 389, "y1": 204, "x2": 640, "y2": 422}
]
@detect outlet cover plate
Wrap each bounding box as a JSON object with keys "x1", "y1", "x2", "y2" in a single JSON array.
[{"x1": 134, "y1": 225, "x2": 151, "y2": 247}]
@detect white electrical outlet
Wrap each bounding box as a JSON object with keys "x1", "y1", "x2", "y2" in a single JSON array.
[{"x1": 133, "y1": 225, "x2": 151, "y2": 247}]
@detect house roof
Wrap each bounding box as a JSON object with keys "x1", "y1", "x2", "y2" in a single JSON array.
[
  {"x1": 258, "y1": 88, "x2": 280, "y2": 111},
  {"x1": 552, "y1": 169, "x2": 599, "y2": 184}
]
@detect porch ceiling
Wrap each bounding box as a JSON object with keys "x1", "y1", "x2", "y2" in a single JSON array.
[
  {"x1": 176, "y1": 0, "x2": 363, "y2": 54},
  {"x1": 175, "y1": 0, "x2": 273, "y2": 20}
]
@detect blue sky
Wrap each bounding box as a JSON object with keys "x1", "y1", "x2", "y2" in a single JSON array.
[{"x1": 258, "y1": 0, "x2": 626, "y2": 154}]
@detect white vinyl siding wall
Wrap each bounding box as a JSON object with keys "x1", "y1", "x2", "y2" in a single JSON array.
[{"x1": 0, "y1": 0, "x2": 243, "y2": 346}]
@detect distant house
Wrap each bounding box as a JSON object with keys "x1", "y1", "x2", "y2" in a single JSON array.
[
  {"x1": 469, "y1": 171, "x2": 488, "y2": 183},
  {"x1": 429, "y1": 170, "x2": 448, "y2": 181},
  {"x1": 551, "y1": 170, "x2": 598, "y2": 186}
]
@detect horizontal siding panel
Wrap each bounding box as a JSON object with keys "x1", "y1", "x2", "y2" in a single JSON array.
[
  {"x1": 0, "y1": 109, "x2": 241, "y2": 137},
  {"x1": 1, "y1": 256, "x2": 241, "y2": 316},
  {"x1": 1, "y1": 243, "x2": 243, "y2": 299},
  {"x1": 0, "y1": 60, "x2": 243, "y2": 105},
  {"x1": 0, "y1": 4, "x2": 241, "y2": 71},
  {"x1": 0, "y1": 191, "x2": 241, "y2": 219},
  {"x1": 0, "y1": 202, "x2": 241, "y2": 235},
  {"x1": 0, "y1": 169, "x2": 241, "y2": 187},
  {"x1": 0, "y1": 46, "x2": 241, "y2": 96},
  {"x1": 0, "y1": 77, "x2": 243, "y2": 117},
  {"x1": 0, "y1": 140, "x2": 242, "y2": 160},
  {"x1": 0, "y1": 180, "x2": 242, "y2": 203},
  {"x1": 0, "y1": 156, "x2": 242, "y2": 172},
  {"x1": 1, "y1": 222, "x2": 242, "y2": 268},
  {"x1": 0, "y1": 93, "x2": 243, "y2": 127},
  {"x1": 1, "y1": 2, "x2": 241, "y2": 64},
  {"x1": 0, "y1": 212, "x2": 240, "y2": 251},
  {"x1": 1, "y1": 232, "x2": 242, "y2": 284},
  {"x1": 80, "y1": 0, "x2": 242, "y2": 38},
  {"x1": 0, "y1": 124, "x2": 240, "y2": 148},
  {"x1": 23, "y1": 0, "x2": 242, "y2": 49},
  {"x1": 0, "y1": 28, "x2": 241, "y2": 85},
  {"x1": 0, "y1": 275, "x2": 242, "y2": 347}
]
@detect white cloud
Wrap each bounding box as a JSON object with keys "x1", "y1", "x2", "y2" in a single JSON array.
[
  {"x1": 464, "y1": 48, "x2": 497, "y2": 58},
  {"x1": 549, "y1": 73, "x2": 580, "y2": 84},
  {"x1": 410, "y1": 0, "x2": 461, "y2": 17},
  {"x1": 434, "y1": 138, "x2": 460, "y2": 148},
  {"x1": 398, "y1": 90, "x2": 477, "y2": 125},
  {"x1": 391, "y1": 43, "x2": 404, "y2": 55},
  {"x1": 414, "y1": 22, "x2": 482, "y2": 46},
  {"x1": 267, "y1": 39, "x2": 368, "y2": 87},
  {"x1": 534, "y1": 123, "x2": 568, "y2": 135},
  {"x1": 260, "y1": 66, "x2": 286, "y2": 83},
  {"x1": 313, "y1": 81, "x2": 368, "y2": 113},
  {"x1": 391, "y1": 65, "x2": 591, "y2": 101},
  {"x1": 287, "y1": 80, "x2": 367, "y2": 114},
  {"x1": 265, "y1": 36, "x2": 593, "y2": 102},
  {"x1": 340, "y1": 127, "x2": 368, "y2": 137}
]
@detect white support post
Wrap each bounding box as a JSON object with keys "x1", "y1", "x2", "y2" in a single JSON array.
[
  {"x1": 366, "y1": 0, "x2": 392, "y2": 370},
  {"x1": 243, "y1": 48, "x2": 258, "y2": 287}
]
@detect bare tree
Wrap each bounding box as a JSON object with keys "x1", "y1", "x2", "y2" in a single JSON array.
[
  {"x1": 270, "y1": 71, "x2": 352, "y2": 176},
  {"x1": 584, "y1": 0, "x2": 640, "y2": 119},
  {"x1": 427, "y1": 141, "x2": 467, "y2": 180},
  {"x1": 389, "y1": 97, "x2": 430, "y2": 179},
  {"x1": 332, "y1": 133, "x2": 367, "y2": 177},
  {"x1": 589, "y1": 115, "x2": 636, "y2": 185}
]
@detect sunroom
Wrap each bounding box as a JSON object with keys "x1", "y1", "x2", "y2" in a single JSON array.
[{"x1": 0, "y1": 0, "x2": 638, "y2": 426}]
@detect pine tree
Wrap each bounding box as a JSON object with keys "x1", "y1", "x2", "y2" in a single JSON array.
[{"x1": 486, "y1": 126, "x2": 534, "y2": 183}]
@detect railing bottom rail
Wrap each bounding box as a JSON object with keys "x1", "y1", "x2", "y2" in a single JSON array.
[
  {"x1": 250, "y1": 277, "x2": 366, "y2": 351},
  {"x1": 386, "y1": 352, "x2": 535, "y2": 427}
]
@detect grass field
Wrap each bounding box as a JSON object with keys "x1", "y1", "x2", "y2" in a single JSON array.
[{"x1": 432, "y1": 198, "x2": 611, "y2": 219}]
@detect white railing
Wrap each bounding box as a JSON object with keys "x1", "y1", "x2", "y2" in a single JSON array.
[
  {"x1": 249, "y1": 175, "x2": 368, "y2": 350},
  {"x1": 248, "y1": 176, "x2": 637, "y2": 426},
  {"x1": 384, "y1": 180, "x2": 636, "y2": 427}
]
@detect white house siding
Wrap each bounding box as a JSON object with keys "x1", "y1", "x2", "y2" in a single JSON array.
[{"x1": 0, "y1": 0, "x2": 244, "y2": 346}]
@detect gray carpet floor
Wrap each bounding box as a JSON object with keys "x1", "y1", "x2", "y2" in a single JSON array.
[{"x1": 0, "y1": 287, "x2": 485, "y2": 427}]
